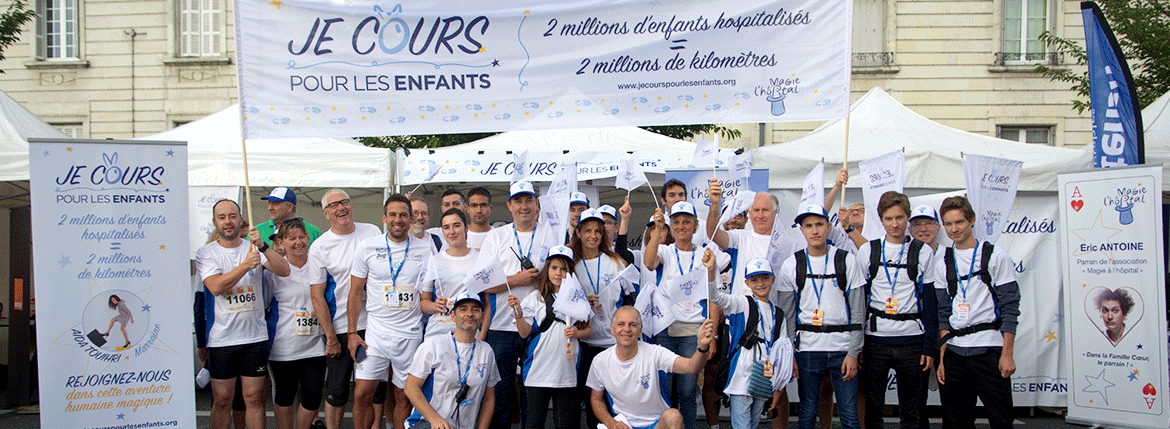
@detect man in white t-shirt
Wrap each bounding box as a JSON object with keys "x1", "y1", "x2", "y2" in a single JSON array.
[
  {"x1": 475, "y1": 181, "x2": 546, "y2": 429},
  {"x1": 588, "y1": 306, "x2": 715, "y2": 429},
  {"x1": 349, "y1": 193, "x2": 434, "y2": 429},
  {"x1": 465, "y1": 187, "x2": 494, "y2": 251},
  {"x1": 776, "y1": 205, "x2": 865, "y2": 429},
  {"x1": 411, "y1": 196, "x2": 445, "y2": 252},
  {"x1": 308, "y1": 189, "x2": 385, "y2": 429},
  {"x1": 406, "y1": 292, "x2": 500, "y2": 429},
  {"x1": 933, "y1": 196, "x2": 1019, "y2": 429},
  {"x1": 196, "y1": 199, "x2": 291, "y2": 429}
]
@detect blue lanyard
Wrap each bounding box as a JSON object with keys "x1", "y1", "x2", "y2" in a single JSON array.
[
  {"x1": 673, "y1": 245, "x2": 695, "y2": 276},
  {"x1": 582, "y1": 257, "x2": 602, "y2": 295},
  {"x1": 953, "y1": 242, "x2": 980, "y2": 300},
  {"x1": 513, "y1": 225, "x2": 535, "y2": 259},
  {"x1": 806, "y1": 252, "x2": 830, "y2": 306},
  {"x1": 755, "y1": 299, "x2": 776, "y2": 349},
  {"x1": 384, "y1": 235, "x2": 409, "y2": 287},
  {"x1": 881, "y1": 239, "x2": 906, "y2": 296},
  {"x1": 452, "y1": 336, "x2": 476, "y2": 385}
]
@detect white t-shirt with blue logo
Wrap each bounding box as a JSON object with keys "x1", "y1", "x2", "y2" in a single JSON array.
[
  {"x1": 587, "y1": 343, "x2": 679, "y2": 428},
  {"x1": 408, "y1": 335, "x2": 500, "y2": 429}
]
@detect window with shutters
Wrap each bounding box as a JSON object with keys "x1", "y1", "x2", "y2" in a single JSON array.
[{"x1": 178, "y1": 0, "x2": 222, "y2": 57}]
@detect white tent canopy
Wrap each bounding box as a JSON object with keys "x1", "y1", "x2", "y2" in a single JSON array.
[
  {"x1": 753, "y1": 87, "x2": 1092, "y2": 191},
  {"x1": 0, "y1": 90, "x2": 70, "y2": 182},
  {"x1": 452, "y1": 126, "x2": 700, "y2": 152},
  {"x1": 1142, "y1": 90, "x2": 1170, "y2": 183},
  {"x1": 145, "y1": 104, "x2": 392, "y2": 188}
]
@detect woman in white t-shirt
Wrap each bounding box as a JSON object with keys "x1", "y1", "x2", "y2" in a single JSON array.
[
  {"x1": 507, "y1": 246, "x2": 591, "y2": 429},
  {"x1": 265, "y1": 220, "x2": 326, "y2": 429},
  {"x1": 569, "y1": 209, "x2": 631, "y2": 429},
  {"x1": 421, "y1": 209, "x2": 483, "y2": 340}
]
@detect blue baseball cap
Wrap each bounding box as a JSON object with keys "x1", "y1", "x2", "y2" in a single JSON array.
[
  {"x1": 794, "y1": 204, "x2": 829, "y2": 225},
  {"x1": 451, "y1": 291, "x2": 483, "y2": 309},
  {"x1": 262, "y1": 187, "x2": 296, "y2": 205}
]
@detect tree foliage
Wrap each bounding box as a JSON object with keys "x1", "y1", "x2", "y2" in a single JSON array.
[
  {"x1": 1035, "y1": 0, "x2": 1170, "y2": 113},
  {"x1": 0, "y1": 0, "x2": 35, "y2": 71},
  {"x1": 359, "y1": 124, "x2": 743, "y2": 150}
]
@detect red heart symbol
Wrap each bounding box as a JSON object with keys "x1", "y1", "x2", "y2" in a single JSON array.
[{"x1": 1071, "y1": 200, "x2": 1084, "y2": 212}]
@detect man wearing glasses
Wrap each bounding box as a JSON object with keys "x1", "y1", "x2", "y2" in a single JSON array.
[
  {"x1": 308, "y1": 189, "x2": 387, "y2": 429},
  {"x1": 256, "y1": 187, "x2": 323, "y2": 247}
]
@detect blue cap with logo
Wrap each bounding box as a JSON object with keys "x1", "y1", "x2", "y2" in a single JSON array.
[
  {"x1": 451, "y1": 291, "x2": 483, "y2": 309},
  {"x1": 570, "y1": 191, "x2": 589, "y2": 206},
  {"x1": 578, "y1": 208, "x2": 604, "y2": 224},
  {"x1": 509, "y1": 181, "x2": 536, "y2": 199},
  {"x1": 910, "y1": 205, "x2": 939, "y2": 222},
  {"x1": 744, "y1": 257, "x2": 774, "y2": 279},
  {"x1": 261, "y1": 187, "x2": 296, "y2": 205},
  {"x1": 793, "y1": 204, "x2": 829, "y2": 224},
  {"x1": 669, "y1": 201, "x2": 698, "y2": 218}
]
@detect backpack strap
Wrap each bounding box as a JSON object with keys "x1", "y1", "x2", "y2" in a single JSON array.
[
  {"x1": 864, "y1": 240, "x2": 882, "y2": 293},
  {"x1": 530, "y1": 295, "x2": 564, "y2": 337},
  {"x1": 907, "y1": 238, "x2": 924, "y2": 288},
  {"x1": 794, "y1": 249, "x2": 809, "y2": 295},
  {"x1": 430, "y1": 233, "x2": 443, "y2": 252},
  {"x1": 979, "y1": 242, "x2": 995, "y2": 288},
  {"x1": 945, "y1": 247, "x2": 958, "y2": 299},
  {"x1": 737, "y1": 297, "x2": 762, "y2": 350},
  {"x1": 834, "y1": 249, "x2": 849, "y2": 294}
]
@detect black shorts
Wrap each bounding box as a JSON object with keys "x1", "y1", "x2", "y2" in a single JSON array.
[
  {"x1": 324, "y1": 331, "x2": 387, "y2": 407},
  {"x1": 271, "y1": 356, "x2": 327, "y2": 409},
  {"x1": 208, "y1": 341, "x2": 269, "y2": 379}
]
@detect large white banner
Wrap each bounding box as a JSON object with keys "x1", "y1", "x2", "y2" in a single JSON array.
[
  {"x1": 858, "y1": 149, "x2": 904, "y2": 240},
  {"x1": 235, "y1": 0, "x2": 852, "y2": 138},
  {"x1": 1060, "y1": 166, "x2": 1169, "y2": 428},
  {"x1": 29, "y1": 139, "x2": 194, "y2": 428},
  {"x1": 964, "y1": 154, "x2": 1023, "y2": 245},
  {"x1": 400, "y1": 149, "x2": 708, "y2": 185}
]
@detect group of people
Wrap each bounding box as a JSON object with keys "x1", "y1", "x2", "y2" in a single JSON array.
[{"x1": 193, "y1": 168, "x2": 1021, "y2": 429}]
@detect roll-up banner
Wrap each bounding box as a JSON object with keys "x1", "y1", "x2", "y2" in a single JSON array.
[
  {"x1": 1060, "y1": 165, "x2": 1168, "y2": 429},
  {"x1": 28, "y1": 138, "x2": 194, "y2": 429}
]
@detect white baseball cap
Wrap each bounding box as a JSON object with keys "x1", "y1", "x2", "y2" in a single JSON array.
[
  {"x1": 598, "y1": 204, "x2": 618, "y2": 220},
  {"x1": 570, "y1": 191, "x2": 589, "y2": 206},
  {"x1": 744, "y1": 258, "x2": 774, "y2": 279},
  {"x1": 451, "y1": 291, "x2": 483, "y2": 309},
  {"x1": 910, "y1": 205, "x2": 939, "y2": 222},
  {"x1": 793, "y1": 204, "x2": 829, "y2": 224},
  {"x1": 578, "y1": 208, "x2": 604, "y2": 225},
  {"x1": 547, "y1": 245, "x2": 574, "y2": 262},
  {"x1": 509, "y1": 181, "x2": 536, "y2": 199},
  {"x1": 669, "y1": 201, "x2": 698, "y2": 218}
]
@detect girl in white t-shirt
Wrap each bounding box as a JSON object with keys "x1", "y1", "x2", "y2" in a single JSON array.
[
  {"x1": 507, "y1": 246, "x2": 591, "y2": 429},
  {"x1": 421, "y1": 209, "x2": 483, "y2": 340},
  {"x1": 266, "y1": 220, "x2": 327, "y2": 429}
]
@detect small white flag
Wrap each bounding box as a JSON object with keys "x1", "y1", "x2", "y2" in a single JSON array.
[
  {"x1": 664, "y1": 264, "x2": 709, "y2": 309},
  {"x1": 462, "y1": 255, "x2": 508, "y2": 296},
  {"x1": 718, "y1": 190, "x2": 756, "y2": 227},
  {"x1": 858, "y1": 150, "x2": 905, "y2": 240},
  {"x1": 615, "y1": 154, "x2": 649, "y2": 191},
  {"x1": 634, "y1": 283, "x2": 674, "y2": 338},
  {"x1": 553, "y1": 272, "x2": 593, "y2": 322},
  {"x1": 615, "y1": 264, "x2": 641, "y2": 286},
  {"x1": 963, "y1": 154, "x2": 1022, "y2": 244},
  {"x1": 512, "y1": 150, "x2": 530, "y2": 182},
  {"x1": 538, "y1": 193, "x2": 571, "y2": 250},
  {"x1": 692, "y1": 137, "x2": 720, "y2": 167},
  {"x1": 423, "y1": 161, "x2": 441, "y2": 182},
  {"x1": 798, "y1": 162, "x2": 825, "y2": 210},
  {"x1": 729, "y1": 151, "x2": 752, "y2": 182},
  {"x1": 547, "y1": 162, "x2": 578, "y2": 196}
]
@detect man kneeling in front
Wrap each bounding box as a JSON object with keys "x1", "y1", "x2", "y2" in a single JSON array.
[{"x1": 587, "y1": 306, "x2": 715, "y2": 429}]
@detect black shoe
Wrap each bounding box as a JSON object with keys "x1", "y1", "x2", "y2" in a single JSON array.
[{"x1": 311, "y1": 419, "x2": 326, "y2": 429}]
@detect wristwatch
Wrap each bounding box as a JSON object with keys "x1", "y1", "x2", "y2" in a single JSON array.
[{"x1": 845, "y1": 225, "x2": 855, "y2": 233}]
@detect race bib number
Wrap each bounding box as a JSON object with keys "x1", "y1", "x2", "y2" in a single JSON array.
[
  {"x1": 294, "y1": 307, "x2": 319, "y2": 336},
  {"x1": 955, "y1": 303, "x2": 970, "y2": 321},
  {"x1": 884, "y1": 297, "x2": 898, "y2": 315},
  {"x1": 224, "y1": 286, "x2": 258, "y2": 313},
  {"x1": 382, "y1": 284, "x2": 416, "y2": 310}
]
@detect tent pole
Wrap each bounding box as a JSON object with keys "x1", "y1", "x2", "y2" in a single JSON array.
[{"x1": 841, "y1": 111, "x2": 850, "y2": 210}]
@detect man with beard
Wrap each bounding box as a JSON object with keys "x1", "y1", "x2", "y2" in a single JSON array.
[
  {"x1": 308, "y1": 189, "x2": 385, "y2": 429},
  {"x1": 410, "y1": 196, "x2": 444, "y2": 252},
  {"x1": 196, "y1": 199, "x2": 290, "y2": 429}
]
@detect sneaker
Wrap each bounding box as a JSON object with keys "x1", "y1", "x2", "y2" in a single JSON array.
[{"x1": 311, "y1": 419, "x2": 326, "y2": 429}]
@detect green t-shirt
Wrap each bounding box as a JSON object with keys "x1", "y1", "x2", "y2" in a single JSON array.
[{"x1": 256, "y1": 218, "x2": 323, "y2": 246}]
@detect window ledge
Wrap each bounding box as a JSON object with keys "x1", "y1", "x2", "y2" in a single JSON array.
[
  {"x1": 853, "y1": 65, "x2": 900, "y2": 75},
  {"x1": 25, "y1": 59, "x2": 90, "y2": 69},
  {"x1": 162, "y1": 56, "x2": 232, "y2": 66},
  {"x1": 988, "y1": 64, "x2": 1065, "y2": 74}
]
